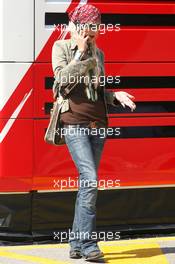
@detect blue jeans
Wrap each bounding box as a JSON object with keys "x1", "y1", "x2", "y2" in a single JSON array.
[{"x1": 64, "y1": 124, "x2": 107, "y2": 255}]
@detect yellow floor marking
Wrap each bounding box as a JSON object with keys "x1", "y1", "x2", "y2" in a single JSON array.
[
  {"x1": 0, "y1": 250, "x2": 70, "y2": 264},
  {"x1": 100, "y1": 242, "x2": 169, "y2": 264},
  {"x1": 0, "y1": 236, "x2": 175, "y2": 251}
]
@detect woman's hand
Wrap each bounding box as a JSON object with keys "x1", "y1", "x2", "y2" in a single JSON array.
[
  {"x1": 74, "y1": 29, "x2": 89, "y2": 53},
  {"x1": 114, "y1": 91, "x2": 136, "y2": 112}
]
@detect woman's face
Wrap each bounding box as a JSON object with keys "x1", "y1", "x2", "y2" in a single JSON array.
[{"x1": 80, "y1": 23, "x2": 100, "y2": 44}]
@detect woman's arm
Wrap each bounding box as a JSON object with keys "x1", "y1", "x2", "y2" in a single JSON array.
[
  {"x1": 52, "y1": 40, "x2": 96, "y2": 98},
  {"x1": 52, "y1": 40, "x2": 96, "y2": 99},
  {"x1": 100, "y1": 50, "x2": 136, "y2": 111}
]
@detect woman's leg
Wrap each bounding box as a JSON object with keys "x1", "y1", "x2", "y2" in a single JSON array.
[
  {"x1": 90, "y1": 128, "x2": 107, "y2": 171},
  {"x1": 64, "y1": 125, "x2": 106, "y2": 255}
]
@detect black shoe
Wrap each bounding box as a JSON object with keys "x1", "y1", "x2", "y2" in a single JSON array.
[
  {"x1": 69, "y1": 249, "x2": 82, "y2": 259},
  {"x1": 83, "y1": 250, "x2": 104, "y2": 261}
]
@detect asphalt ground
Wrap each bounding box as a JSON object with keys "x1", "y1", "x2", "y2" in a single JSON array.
[{"x1": 0, "y1": 236, "x2": 175, "y2": 263}]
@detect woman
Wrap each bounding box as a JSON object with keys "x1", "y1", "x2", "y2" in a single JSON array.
[{"x1": 52, "y1": 4, "x2": 136, "y2": 261}]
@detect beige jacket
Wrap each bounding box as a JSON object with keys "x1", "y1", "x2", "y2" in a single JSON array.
[{"x1": 51, "y1": 37, "x2": 120, "y2": 113}]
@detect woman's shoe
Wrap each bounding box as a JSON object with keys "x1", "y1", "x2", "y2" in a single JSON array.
[
  {"x1": 83, "y1": 250, "x2": 104, "y2": 261},
  {"x1": 69, "y1": 249, "x2": 82, "y2": 259}
]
